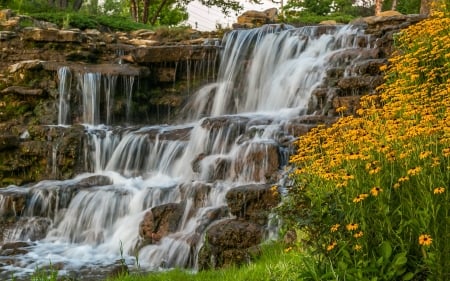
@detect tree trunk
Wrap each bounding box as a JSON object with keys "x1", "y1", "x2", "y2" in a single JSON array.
[
  {"x1": 150, "y1": 0, "x2": 169, "y2": 25},
  {"x1": 420, "y1": 0, "x2": 432, "y2": 15},
  {"x1": 142, "y1": 0, "x2": 150, "y2": 24},
  {"x1": 391, "y1": 0, "x2": 397, "y2": 10},
  {"x1": 59, "y1": 0, "x2": 68, "y2": 9},
  {"x1": 375, "y1": 0, "x2": 383, "y2": 15},
  {"x1": 130, "y1": 0, "x2": 139, "y2": 22},
  {"x1": 73, "y1": 0, "x2": 83, "y2": 11}
]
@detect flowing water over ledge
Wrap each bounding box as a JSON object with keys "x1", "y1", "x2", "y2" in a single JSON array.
[{"x1": 0, "y1": 24, "x2": 374, "y2": 280}]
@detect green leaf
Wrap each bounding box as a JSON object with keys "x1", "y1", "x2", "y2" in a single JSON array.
[
  {"x1": 393, "y1": 253, "x2": 408, "y2": 268},
  {"x1": 402, "y1": 272, "x2": 415, "y2": 280},
  {"x1": 380, "y1": 241, "x2": 392, "y2": 261}
]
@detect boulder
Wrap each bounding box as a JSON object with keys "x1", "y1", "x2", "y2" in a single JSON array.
[
  {"x1": 235, "y1": 8, "x2": 278, "y2": 28},
  {"x1": 332, "y1": 95, "x2": 362, "y2": 116},
  {"x1": 226, "y1": 183, "x2": 280, "y2": 225},
  {"x1": 0, "y1": 188, "x2": 28, "y2": 223},
  {"x1": 139, "y1": 203, "x2": 185, "y2": 245},
  {"x1": 198, "y1": 219, "x2": 263, "y2": 270},
  {"x1": 233, "y1": 142, "x2": 280, "y2": 182}
]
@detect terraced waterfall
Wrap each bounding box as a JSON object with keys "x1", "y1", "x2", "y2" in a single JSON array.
[{"x1": 0, "y1": 24, "x2": 380, "y2": 280}]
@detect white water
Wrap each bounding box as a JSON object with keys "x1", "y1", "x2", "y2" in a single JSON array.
[
  {"x1": 0, "y1": 24, "x2": 371, "y2": 279},
  {"x1": 57, "y1": 67, "x2": 72, "y2": 125}
]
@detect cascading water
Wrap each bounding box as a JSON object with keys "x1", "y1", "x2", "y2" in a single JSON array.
[
  {"x1": 0, "y1": 24, "x2": 373, "y2": 279},
  {"x1": 57, "y1": 66, "x2": 72, "y2": 125}
]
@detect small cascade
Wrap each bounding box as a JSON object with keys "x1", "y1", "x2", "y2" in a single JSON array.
[
  {"x1": 123, "y1": 76, "x2": 135, "y2": 123},
  {"x1": 57, "y1": 66, "x2": 72, "y2": 125},
  {"x1": 185, "y1": 24, "x2": 369, "y2": 119},
  {"x1": 77, "y1": 72, "x2": 101, "y2": 125},
  {"x1": 0, "y1": 23, "x2": 378, "y2": 279},
  {"x1": 103, "y1": 74, "x2": 118, "y2": 125}
]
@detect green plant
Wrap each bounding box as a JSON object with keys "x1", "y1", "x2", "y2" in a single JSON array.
[
  {"x1": 282, "y1": 6, "x2": 450, "y2": 280},
  {"x1": 31, "y1": 262, "x2": 58, "y2": 281}
]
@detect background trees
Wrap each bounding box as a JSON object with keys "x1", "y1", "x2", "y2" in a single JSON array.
[{"x1": 2, "y1": 0, "x2": 249, "y2": 27}]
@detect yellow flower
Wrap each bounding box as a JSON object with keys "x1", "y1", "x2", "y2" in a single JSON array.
[
  {"x1": 336, "y1": 106, "x2": 348, "y2": 113},
  {"x1": 330, "y1": 224, "x2": 340, "y2": 232},
  {"x1": 353, "y1": 244, "x2": 362, "y2": 251},
  {"x1": 370, "y1": 186, "x2": 383, "y2": 197},
  {"x1": 353, "y1": 231, "x2": 364, "y2": 238},
  {"x1": 346, "y1": 223, "x2": 359, "y2": 231},
  {"x1": 418, "y1": 234, "x2": 432, "y2": 246},
  {"x1": 327, "y1": 241, "x2": 337, "y2": 251},
  {"x1": 393, "y1": 183, "x2": 401, "y2": 189},
  {"x1": 419, "y1": 150, "x2": 432, "y2": 159},
  {"x1": 433, "y1": 187, "x2": 445, "y2": 194},
  {"x1": 353, "y1": 193, "x2": 369, "y2": 203},
  {"x1": 284, "y1": 246, "x2": 292, "y2": 253},
  {"x1": 398, "y1": 176, "x2": 410, "y2": 182},
  {"x1": 407, "y1": 166, "x2": 422, "y2": 176}
]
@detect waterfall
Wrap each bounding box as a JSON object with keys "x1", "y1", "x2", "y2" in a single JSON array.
[
  {"x1": 0, "y1": 24, "x2": 373, "y2": 279},
  {"x1": 78, "y1": 72, "x2": 101, "y2": 125},
  {"x1": 57, "y1": 66, "x2": 71, "y2": 125},
  {"x1": 186, "y1": 24, "x2": 367, "y2": 119},
  {"x1": 103, "y1": 74, "x2": 118, "y2": 125}
]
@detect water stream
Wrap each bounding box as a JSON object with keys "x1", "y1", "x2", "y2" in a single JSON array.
[{"x1": 0, "y1": 24, "x2": 372, "y2": 279}]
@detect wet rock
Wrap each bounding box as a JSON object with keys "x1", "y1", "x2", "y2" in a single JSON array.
[
  {"x1": 77, "y1": 175, "x2": 113, "y2": 188},
  {"x1": 337, "y1": 75, "x2": 384, "y2": 91},
  {"x1": 0, "y1": 135, "x2": 19, "y2": 151},
  {"x1": 198, "y1": 219, "x2": 263, "y2": 270},
  {"x1": 0, "y1": 188, "x2": 28, "y2": 222},
  {"x1": 0, "y1": 241, "x2": 31, "y2": 256},
  {"x1": 226, "y1": 184, "x2": 280, "y2": 225},
  {"x1": 107, "y1": 261, "x2": 129, "y2": 279},
  {"x1": 6, "y1": 217, "x2": 52, "y2": 241},
  {"x1": 233, "y1": 142, "x2": 280, "y2": 182},
  {"x1": 332, "y1": 95, "x2": 361, "y2": 116},
  {"x1": 347, "y1": 59, "x2": 387, "y2": 76},
  {"x1": 139, "y1": 203, "x2": 185, "y2": 245},
  {"x1": 1, "y1": 86, "x2": 44, "y2": 96},
  {"x1": 179, "y1": 182, "x2": 211, "y2": 209}
]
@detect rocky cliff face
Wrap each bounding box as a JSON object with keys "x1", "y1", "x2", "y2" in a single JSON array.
[{"x1": 0, "y1": 9, "x2": 220, "y2": 186}]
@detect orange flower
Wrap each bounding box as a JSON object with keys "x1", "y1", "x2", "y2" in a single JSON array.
[
  {"x1": 433, "y1": 187, "x2": 445, "y2": 194},
  {"x1": 330, "y1": 224, "x2": 340, "y2": 232},
  {"x1": 327, "y1": 241, "x2": 337, "y2": 251},
  {"x1": 370, "y1": 186, "x2": 383, "y2": 197},
  {"x1": 419, "y1": 234, "x2": 432, "y2": 246},
  {"x1": 346, "y1": 223, "x2": 359, "y2": 231}
]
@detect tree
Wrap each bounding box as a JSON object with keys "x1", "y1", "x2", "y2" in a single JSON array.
[{"x1": 375, "y1": 0, "x2": 383, "y2": 15}]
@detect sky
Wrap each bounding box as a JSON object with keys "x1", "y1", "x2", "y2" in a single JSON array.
[{"x1": 186, "y1": 0, "x2": 280, "y2": 31}]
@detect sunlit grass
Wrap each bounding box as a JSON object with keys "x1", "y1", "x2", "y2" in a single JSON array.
[{"x1": 108, "y1": 242, "x2": 309, "y2": 281}]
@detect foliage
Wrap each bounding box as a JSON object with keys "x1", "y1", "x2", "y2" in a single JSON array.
[
  {"x1": 383, "y1": 0, "x2": 422, "y2": 14},
  {"x1": 280, "y1": 4, "x2": 450, "y2": 280},
  {"x1": 27, "y1": 11, "x2": 150, "y2": 31},
  {"x1": 282, "y1": 11, "x2": 355, "y2": 24}
]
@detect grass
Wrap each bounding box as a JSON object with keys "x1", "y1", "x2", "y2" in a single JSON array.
[{"x1": 107, "y1": 242, "x2": 308, "y2": 281}]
